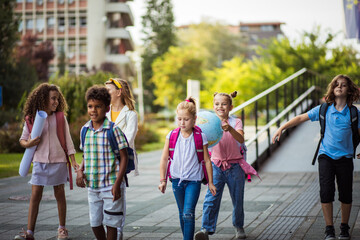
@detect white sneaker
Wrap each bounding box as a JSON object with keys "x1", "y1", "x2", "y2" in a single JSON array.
[
  {"x1": 235, "y1": 227, "x2": 246, "y2": 239},
  {"x1": 194, "y1": 229, "x2": 209, "y2": 240}
]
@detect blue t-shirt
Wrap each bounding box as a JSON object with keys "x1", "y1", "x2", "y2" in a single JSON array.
[{"x1": 307, "y1": 104, "x2": 360, "y2": 160}]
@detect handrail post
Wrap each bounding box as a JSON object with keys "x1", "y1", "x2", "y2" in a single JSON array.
[{"x1": 266, "y1": 94, "x2": 270, "y2": 157}]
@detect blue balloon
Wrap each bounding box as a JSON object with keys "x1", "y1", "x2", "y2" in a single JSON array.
[{"x1": 196, "y1": 111, "x2": 223, "y2": 148}]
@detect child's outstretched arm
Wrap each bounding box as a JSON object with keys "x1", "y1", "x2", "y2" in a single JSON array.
[
  {"x1": 203, "y1": 145, "x2": 216, "y2": 196},
  {"x1": 112, "y1": 148, "x2": 128, "y2": 202},
  {"x1": 158, "y1": 139, "x2": 170, "y2": 194},
  {"x1": 272, "y1": 113, "x2": 310, "y2": 143},
  {"x1": 222, "y1": 121, "x2": 244, "y2": 143}
]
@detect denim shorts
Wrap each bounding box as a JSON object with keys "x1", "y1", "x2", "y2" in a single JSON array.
[
  {"x1": 318, "y1": 154, "x2": 353, "y2": 204},
  {"x1": 88, "y1": 187, "x2": 126, "y2": 228}
]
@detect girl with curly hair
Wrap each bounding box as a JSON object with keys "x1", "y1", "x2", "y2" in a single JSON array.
[{"x1": 15, "y1": 83, "x2": 79, "y2": 240}]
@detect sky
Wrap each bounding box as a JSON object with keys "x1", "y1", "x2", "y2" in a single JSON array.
[{"x1": 127, "y1": 0, "x2": 357, "y2": 47}]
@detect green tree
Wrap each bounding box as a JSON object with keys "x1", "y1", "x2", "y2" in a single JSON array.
[
  {"x1": 0, "y1": 0, "x2": 20, "y2": 112},
  {"x1": 177, "y1": 21, "x2": 247, "y2": 69},
  {"x1": 151, "y1": 46, "x2": 203, "y2": 109},
  {"x1": 141, "y1": 0, "x2": 176, "y2": 112}
]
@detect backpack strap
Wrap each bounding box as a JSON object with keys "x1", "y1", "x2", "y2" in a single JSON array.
[
  {"x1": 193, "y1": 126, "x2": 204, "y2": 163},
  {"x1": 168, "y1": 128, "x2": 180, "y2": 160},
  {"x1": 55, "y1": 112, "x2": 73, "y2": 190},
  {"x1": 25, "y1": 116, "x2": 34, "y2": 133},
  {"x1": 350, "y1": 105, "x2": 359, "y2": 158},
  {"x1": 193, "y1": 126, "x2": 208, "y2": 184},
  {"x1": 166, "y1": 128, "x2": 180, "y2": 181},
  {"x1": 312, "y1": 103, "x2": 329, "y2": 165}
]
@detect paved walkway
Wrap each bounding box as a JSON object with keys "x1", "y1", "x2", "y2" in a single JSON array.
[{"x1": 1, "y1": 122, "x2": 360, "y2": 239}]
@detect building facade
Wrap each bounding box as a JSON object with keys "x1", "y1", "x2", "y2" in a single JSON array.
[
  {"x1": 14, "y1": 0, "x2": 134, "y2": 77},
  {"x1": 239, "y1": 22, "x2": 285, "y2": 58}
]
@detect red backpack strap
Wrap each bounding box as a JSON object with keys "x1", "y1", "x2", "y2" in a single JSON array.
[
  {"x1": 25, "y1": 116, "x2": 34, "y2": 133},
  {"x1": 55, "y1": 112, "x2": 73, "y2": 190}
]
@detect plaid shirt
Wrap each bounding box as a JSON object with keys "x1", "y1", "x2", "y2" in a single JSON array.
[{"x1": 80, "y1": 117, "x2": 128, "y2": 189}]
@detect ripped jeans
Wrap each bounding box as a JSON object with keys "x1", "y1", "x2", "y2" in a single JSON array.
[{"x1": 171, "y1": 179, "x2": 201, "y2": 240}]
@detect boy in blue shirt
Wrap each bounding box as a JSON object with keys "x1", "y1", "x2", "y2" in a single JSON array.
[
  {"x1": 76, "y1": 86, "x2": 129, "y2": 240},
  {"x1": 272, "y1": 75, "x2": 360, "y2": 240}
]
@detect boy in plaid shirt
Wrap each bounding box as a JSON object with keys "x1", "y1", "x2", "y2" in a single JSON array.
[{"x1": 76, "y1": 86, "x2": 129, "y2": 240}]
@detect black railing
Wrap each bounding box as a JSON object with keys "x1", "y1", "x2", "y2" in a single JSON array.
[{"x1": 230, "y1": 68, "x2": 327, "y2": 169}]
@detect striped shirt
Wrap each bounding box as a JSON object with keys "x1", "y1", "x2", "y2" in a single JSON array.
[{"x1": 80, "y1": 117, "x2": 128, "y2": 189}]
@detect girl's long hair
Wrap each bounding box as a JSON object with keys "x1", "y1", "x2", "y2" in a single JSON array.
[
  {"x1": 105, "y1": 78, "x2": 136, "y2": 111},
  {"x1": 324, "y1": 74, "x2": 360, "y2": 106},
  {"x1": 23, "y1": 83, "x2": 68, "y2": 121}
]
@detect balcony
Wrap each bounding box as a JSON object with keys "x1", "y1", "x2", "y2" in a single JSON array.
[
  {"x1": 105, "y1": 54, "x2": 130, "y2": 64},
  {"x1": 105, "y1": 2, "x2": 134, "y2": 26}
]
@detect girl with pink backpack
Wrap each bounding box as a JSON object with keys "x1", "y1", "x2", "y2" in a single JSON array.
[{"x1": 158, "y1": 97, "x2": 216, "y2": 240}]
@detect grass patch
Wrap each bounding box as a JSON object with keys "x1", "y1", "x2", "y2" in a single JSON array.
[{"x1": 0, "y1": 153, "x2": 84, "y2": 179}]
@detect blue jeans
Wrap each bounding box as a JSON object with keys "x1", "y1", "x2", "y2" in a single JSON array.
[
  {"x1": 201, "y1": 163, "x2": 245, "y2": 233},
  {"x1": 172, "y1": 179, "x2": 201, "y2": 240}
]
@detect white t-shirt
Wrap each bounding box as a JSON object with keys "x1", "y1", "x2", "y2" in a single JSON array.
[{"x1": 166, "y1": 130, "x2": 208, "y2": 184}]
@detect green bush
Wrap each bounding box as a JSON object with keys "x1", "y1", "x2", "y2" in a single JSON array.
[
  {"x1": 0, "y1": 122, "x2": 23, "y2": 153},
  {"x1": 135, "y1": 123, "x2": 160, "y2": 151},
  {"x1": 69, "y1": 114, "x2": 89, "y2": 152}
]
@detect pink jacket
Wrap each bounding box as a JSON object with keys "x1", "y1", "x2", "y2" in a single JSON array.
[{"x1": 20, "y1": 113, "x2": 76, "y2": 163}]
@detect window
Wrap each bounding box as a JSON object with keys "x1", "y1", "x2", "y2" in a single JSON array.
[
  {"x1": 36, "y1": 18, "x2": 45, "y2": 32},
  {"x1": 18, "y1": 20, "x2": 23, "y2": 31},
  {"x1": 240, "y1": 26, "x2": 249, "y2": 32},
  {"x1": 26, "y1": 19, "x2": 33, "y2": 29},
  {"x1": 47, "y1": 17, "x2": 55, "y2": 28},
  {"x1": 26, "y1": 0, "x2": 33, "y2": 2},
  {"x1": 80, "y1": 17, "x2": 86, "y2": 27},
  {"x1": 68, "y1": 44, "x2": 76, "y2": 58},
  {"x1": 80, "y1": 44, "x2": 86, "y2": 55},
  {"x1": 58, "y1": 17, "x2": 65, "y2": 32},
  {"x1": 16, "y1": 0, "x2": 23, "y2": 3},
  {"x1": 37, "y1": 0, "x2": 43, "y2": 5},
  {"x1": 57, "y1": 41, "x2": 64, "y2": 53},
  {"x1": 69, "y1": 17, "x2": 76, "y2": 27},
  {"x1": 58, "y1": 0, "x2": 64, "y2": 4},
  {"x1": 68, "y1": 0, "x2": 74, "y2": 3},
  {"x1": 260, "y1": 25, "x2": 274, "y2": 32}
]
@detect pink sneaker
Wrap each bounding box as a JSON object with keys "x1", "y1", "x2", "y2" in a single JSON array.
[
  {"x1": 14, "y1": 229, "x2": 35, "y2": 240},
  {"x1": 57, "y1": 228, "x2": 68, "y2": 240}
]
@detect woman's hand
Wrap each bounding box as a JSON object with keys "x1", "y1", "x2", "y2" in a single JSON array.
[
  {"x1": 158, "y1": 181, "x2": 167, "y2": 193},
  {"x1": 208, "y1": 183, "x2": 217, "y2": 196}
]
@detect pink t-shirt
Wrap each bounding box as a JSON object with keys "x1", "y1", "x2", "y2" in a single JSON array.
[{"x1": 211, "y1": 117, "x2": 243, "y2": 170}]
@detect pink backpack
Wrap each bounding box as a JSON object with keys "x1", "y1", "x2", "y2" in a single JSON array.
[
  {"x1": 25, "y1": 112, "x2": 73, "y2": 190},
  {"x1": 166, "y1": 126, "x2": 209, "y2": 184}
]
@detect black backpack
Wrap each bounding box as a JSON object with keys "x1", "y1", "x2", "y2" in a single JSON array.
[{"x1": 312, "y1": 103, "x2": 360, "y2": 165}]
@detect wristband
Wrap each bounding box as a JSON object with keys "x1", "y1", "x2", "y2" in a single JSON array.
[{"x1": 160, "y1": 179, "x2": 166, "y2": 183}]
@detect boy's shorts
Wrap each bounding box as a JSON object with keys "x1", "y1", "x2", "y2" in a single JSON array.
[
  {"x1": 88, "y1": 185, "x2": 126, "y2": 229},
  {"x1": 318, "y1": 154, "x2": 353, "y2": 204}
]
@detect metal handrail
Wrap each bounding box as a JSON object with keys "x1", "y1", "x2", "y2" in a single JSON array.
[
  {"x1": 229, "y1": 68, "x2": 327, "y2": 168},
  {"x1": 230, "y1": 68, "x2": 307, "y2": 115}
]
